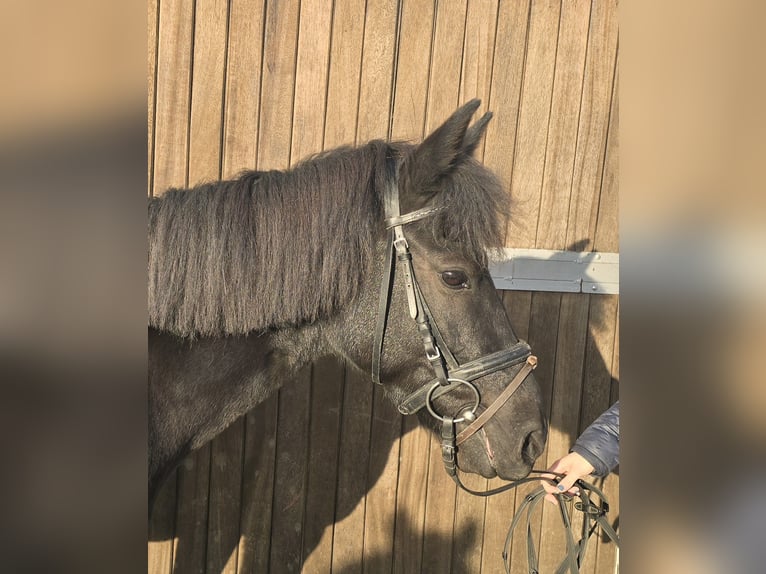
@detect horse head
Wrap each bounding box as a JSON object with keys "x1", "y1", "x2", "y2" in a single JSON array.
[{"x1": 333, "y1": 100, "x2": 548, "y2": 480}]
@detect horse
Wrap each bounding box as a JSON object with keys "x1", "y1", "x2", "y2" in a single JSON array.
[{"x1": 148, "y1": 99, "x2": 548, "y2": 509}]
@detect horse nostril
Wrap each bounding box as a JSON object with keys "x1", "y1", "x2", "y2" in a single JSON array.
[{"x1": 521, "y1": 429, "x2": 545, "y2": 465}]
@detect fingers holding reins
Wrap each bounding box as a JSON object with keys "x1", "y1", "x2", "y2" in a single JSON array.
[{"x1": 540, "y1": 452, "x2": 595, "y2": 504}]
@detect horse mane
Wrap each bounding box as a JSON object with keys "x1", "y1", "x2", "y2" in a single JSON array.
[{"x1": 148, "y1": 140, "x2": 508, "y2": 338}]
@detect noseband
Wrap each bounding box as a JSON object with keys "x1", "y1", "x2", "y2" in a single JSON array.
[{"x1": 371, "y1": 160, "x2": 537, "y2": 446}]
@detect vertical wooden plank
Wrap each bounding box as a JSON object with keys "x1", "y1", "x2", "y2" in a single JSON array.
[
  {"x1": 324, "y1": 0, "x2": 367, "y2": 148},
  {"x1": 292, "y1": 0, "x2": 333, "y2": 160},
  {"x1": 423, "y1": 0, "x2": 467, "y2": 126},
  {"x1": 390, "y1": 0, "x2": 435, "y2": 143},
  {"x1": 421, "y1": 438, "x2": 456, "y2": 573},
  {"x1": 301, "y1": 358, "x2": 346, "y2": 572},
  {"x1": 578, "y1": 294, "x2": 618, "y2": 574},
  {"x1": 363, "y1": 386, "x2": 404, "y2": 574},
  {"x1": 173, "y1": 447, "x2": 212, "y2": 574},
  {"x1": 581, "y1": 71, "x2": 620, "y2": 574},
  {"x1": 219, "y1": 3, "x2": 269, "y2": 574},
  {"x1": 594, "y1": 59, "x2": 619, "y2": 254},
  {"x1": 476, "y1": 290, "x2": 533, "y2": 574},
  {"x1": 452, "y1": 4, "x2": 501, "y2": 569},
  {"x1": 256, "y1": 3, "x2": 304, "y2": 572},
  {"x1": 321, "y1": 1, "x2": 370, "y2": 569},
  {"x1": 152, "y1": 0, "x2": 194, "y2": 195},
  {"x1": 392, "y1": 421, "x2": 431, "y2": 574},
  {"x1": 237, "y1": 399, "x2": 279, "y2": 574},
  {"x1": 536, "y1": 293, "x2": 590, "y2": 573},
  {"x1": 504, "y1": 291, "x2": 532, "y2": 344},
  {"x1": 389, "y1": 4, "x2": 435, "y2": 571},
  {"x1": 270, "y1": 369, "x2": 312, "y2": 574},
  {"x1": 148, "y1": 0, "x2": 159, "y2": 195},
  {"x1": 536, "y1": 0, "x2": 591, "y2": 250},
  {"x1": 180, "y1": 2, "x2": 242, "y2": 572},
  {"x1": 146, "y1": 6, "x2": 173, "y2": 574},
  {"x1": 258, "y1": 0, "x2": 300, "y2": 171},
  {"x1": 480, "y1": 0, "x2": 534, "y2": 562},
  {"x1": 580, "y1": 297, "x2": 618, "y2": 437},
  {"x1": 207, "y1": 420, "x2": 245, "y2": 574},
  {"x1": 504, "y1": 291, "x2": 561, "y2": 574},
  {"x1": 188, "y1": 0, "x2": 229, "y2": 181},
  {"x1": 504, "y1": 0, "x2": 560, "y2": 249},
  {"x1": 211, "y1": 5, "x2": 266, "y2": 564},
  {"x1": 451, "y1": 493, "x2": 485, "y2": 573},
  {"x1": 238, "y1": 1, "x2": 301, "y2": 570},
  {"x1": 526, "y1": 3, "x2": 593, "y2": 564},
  {"x1": 460, "y1": 0, "x2": 498, "y2": 115},
  {"x1": 483, "y1": 0, "x2": 530, "y2": 212},
  {"x1": 172, "y1": 1, "x2": 231, "y2": 571},
  {"x1": 593, "y1": 303, "x2": 619, "y2": 574},
  {"x1": 148, "y1": 471, "x2": 177, "y2": 574},
  {"x1": 610, "y1": 302, "x2": 619, "y2": 403},
  {"x1": 485, "y1": 17, "x2": 533, "y2": 560},
  {"x1": 354, "y1": 2, "x2": 401, "y2": 570},
  {"x1": 356, "y1": 0, "x2": 399, "y2": 143},
  {"x1": 263, "y1": 3, "x2": 334, "y2": 570},
  {"x1": 419, "y1": 3, "x2": 468, "y2": 570},
  {"x1": 221, "y1": 0, "x2": 267, "y2": 178},
  {"x1": 331, "y1": 366, "x2": 374, "y2": 572},
  {"x1": 565, "y1": 0, "x2": 618, "y2": 248}
]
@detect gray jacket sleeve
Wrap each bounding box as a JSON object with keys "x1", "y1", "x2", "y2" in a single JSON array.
[{"x1": 570, "y1": 401, "x2": 619, "y2": 477}]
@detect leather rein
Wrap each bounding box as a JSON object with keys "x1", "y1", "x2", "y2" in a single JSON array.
[{"x1": 370, "y1": 160, "x2": 619, "y2": 572}]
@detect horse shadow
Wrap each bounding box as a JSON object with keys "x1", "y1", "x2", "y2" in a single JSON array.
[{"x1": 149, "y1": 358, "x2": 421, "y2": 573}]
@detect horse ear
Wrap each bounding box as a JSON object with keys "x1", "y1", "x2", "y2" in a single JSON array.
[
  {"x1": 403, "y1": 99, "x2": 482, "y2": 200},
  {"x1": 462, "y1": 111, "x2": 493, "y2": 157}
]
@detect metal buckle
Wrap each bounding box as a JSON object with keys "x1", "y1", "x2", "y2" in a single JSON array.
[
  {"x1": 425, "y1": 346, "x2": 441, "y2": 361},
  {"x1": 575, "y1": 500, "x2": 608, "y2": 516},
  {"x1": 393, "y1": 237, "x2": 408, "y2": 251}
]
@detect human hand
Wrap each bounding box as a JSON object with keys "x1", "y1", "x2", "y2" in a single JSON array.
[{"x1": 541, "y1": 451, "x2": 595, "y2": 505}]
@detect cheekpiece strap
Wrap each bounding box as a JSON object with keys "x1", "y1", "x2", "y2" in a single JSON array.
[{"x1": 372, "y1": 157, "x2": 448, "y2": 386}]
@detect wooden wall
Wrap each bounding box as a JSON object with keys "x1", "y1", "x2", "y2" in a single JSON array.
[{"x1": 148, "y1": 1, "x2": 619, "y2": 572}]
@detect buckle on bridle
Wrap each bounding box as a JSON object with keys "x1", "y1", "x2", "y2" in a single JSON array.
[
  {"x1": 393, "y1": 236, "x2": 408, "y2": 251},
  {"x1": 575, "y1": 499, "x2": 609, "y2": 516},
  {"x1": 425, "y1": 346, "x2": 441, "y2": 361}
]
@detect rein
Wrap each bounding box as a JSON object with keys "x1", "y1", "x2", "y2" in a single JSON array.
[
  {"x1": 442, "y1": 423, "x2": 620, "y2": 574},
  {"x1": 371, "y1": 160, "x2": 619, "y2": 572}
]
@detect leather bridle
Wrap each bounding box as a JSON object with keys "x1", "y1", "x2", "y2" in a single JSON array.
[
  {"x1": 371, "y1": 159, "x2": 538, "y2": 449},
  {"x1": 370, "y1": 159, "x2": 619, "y2": 572}
]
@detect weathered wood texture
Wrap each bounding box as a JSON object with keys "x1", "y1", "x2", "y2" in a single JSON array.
[{"x1": 148, "y1": 1, "x2": 619, "y2": 572}]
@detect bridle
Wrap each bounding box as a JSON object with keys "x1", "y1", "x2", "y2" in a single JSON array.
[
  {"x1": 370, "y1": 158, "x2": 619, "y2": 572},
  {"x1": 371, "y1": 159, "x2": 538, "y2": 454}
]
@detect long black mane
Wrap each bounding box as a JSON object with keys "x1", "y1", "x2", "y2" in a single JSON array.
[{"x1": 148, "y1": 140, "x2": 507, "y2": 338}]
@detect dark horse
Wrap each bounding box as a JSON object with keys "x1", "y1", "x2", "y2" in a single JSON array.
[{"x1": 148, "y1": 100, "x2": 547, "y2": 508}]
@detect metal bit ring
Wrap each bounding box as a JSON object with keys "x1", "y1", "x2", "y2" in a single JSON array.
[{"x1": 425, "y1": 378, "x2": 480, "y2": 423}]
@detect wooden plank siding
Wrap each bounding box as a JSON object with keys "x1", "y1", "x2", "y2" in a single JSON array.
[{"x1": 148, "y1": 1, "x2": 619, "y2": 573}]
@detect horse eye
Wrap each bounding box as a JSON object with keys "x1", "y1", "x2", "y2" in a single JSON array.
[{"x1": 441, "y1": 270, "x2": 470, "y2": 289}]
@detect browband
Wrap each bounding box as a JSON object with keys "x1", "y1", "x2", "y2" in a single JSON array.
[{"x1": 384, "y1": 205, "x2": 444, "y2": 229}]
